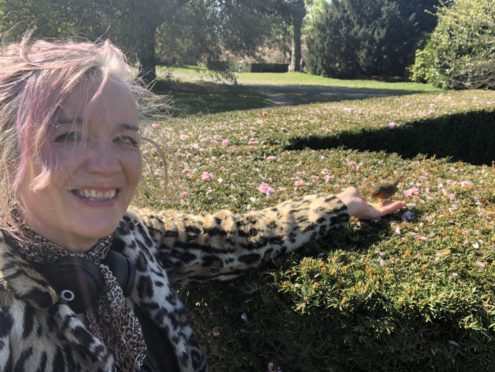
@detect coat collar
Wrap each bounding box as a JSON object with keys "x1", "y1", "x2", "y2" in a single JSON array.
[{"x1": 0, "y1": 230, "x2": 59, "y2": 309}]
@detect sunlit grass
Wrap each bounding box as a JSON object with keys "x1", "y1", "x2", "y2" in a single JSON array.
[{"x1": 158, "y1": 64, "x2": 442, "y2": 92}]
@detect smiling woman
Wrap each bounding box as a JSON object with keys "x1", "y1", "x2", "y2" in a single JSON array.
[{"x1": 0, "y1": 35, "x2": 404, "y2": 372}]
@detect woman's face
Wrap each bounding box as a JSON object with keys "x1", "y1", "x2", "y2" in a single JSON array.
[{"x1": 18, "y1": 77, "x2": 142, "y2": 252}]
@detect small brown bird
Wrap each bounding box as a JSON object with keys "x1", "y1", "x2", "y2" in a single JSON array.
[{"x1": 371, "y1": 176, "x2": 404, "y2": 200}]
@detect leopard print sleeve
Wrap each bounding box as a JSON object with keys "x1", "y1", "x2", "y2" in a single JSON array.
[
  {"x1": 134, "y1": 193, "x2": 349, "y2": 286},
  {"x1": 0, "y1": 305, "x2": 13, "y2": 369}
]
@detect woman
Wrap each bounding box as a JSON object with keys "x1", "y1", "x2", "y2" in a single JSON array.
[{"x1": 0, "y1": 37, "x2": 405, "y2": 372}]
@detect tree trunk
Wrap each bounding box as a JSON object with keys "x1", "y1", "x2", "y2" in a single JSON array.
[
  {"x1": 137, "y1": 24, "x2": 158, "y2": 84},
  {"x1": 288, "y1": 0, "x2": 306, "y2": 72}
]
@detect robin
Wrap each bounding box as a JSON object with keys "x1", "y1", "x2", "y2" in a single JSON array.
[{"x1": 371, "y1": 176, "x2": 404, "y2": 200}]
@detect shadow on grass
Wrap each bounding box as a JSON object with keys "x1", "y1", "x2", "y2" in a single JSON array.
[
  {"x1": 152, "y1": 79, "x2": 430, "y2": 116},
  {"x1": 152, "y1": 80, "x2": 269, "y2": 116},
  {"x1": 286, "y1": 110, "x2": 495, "y2": 166}
]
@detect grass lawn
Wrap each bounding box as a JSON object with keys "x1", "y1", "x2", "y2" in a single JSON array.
[
  {"x1": 159, "y1": 65, "x2": 442, "y2": 91},
  {"x1": 136, "y1": 73, "x2": 495, "y2": 371},
  {"x1": 155, "y1": 66, "x2": 442, "y2": 116}
]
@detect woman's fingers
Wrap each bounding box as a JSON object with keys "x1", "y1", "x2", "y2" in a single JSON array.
[{"x1": 374, "y1": 200, "x2": 406, "y2": 217}]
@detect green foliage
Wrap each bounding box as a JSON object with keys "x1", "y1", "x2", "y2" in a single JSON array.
[
  {"x1": 408, "y1": 42, "x2": 436, "y2": 83},
  {"x1": 411, "y1": 0, "x2": 495, "y2": 89},
  {"x1": 306, "y1": 0, "x2": 440, "y2": 79},
  {"x1": 136, "y1": 84, "x2": 495, "y2": 370},
  {"x1": 0, "y1": 0, "x2": 289, "y2": 81}
]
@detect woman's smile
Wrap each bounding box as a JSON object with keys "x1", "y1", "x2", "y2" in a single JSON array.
[{"x1": 70, "y1": 188, "x2": 119, "y2": 202}]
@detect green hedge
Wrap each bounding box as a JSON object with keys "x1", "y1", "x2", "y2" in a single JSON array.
[
  {"x1": 250, "y1": 63, "x2": 289, "y2": 73},
  {"x1": 410, "y1": 0, "x2": 495, "y2": 89},
  {"x1": 138, "y1": 89, "x2": 495, "y2": 371}
]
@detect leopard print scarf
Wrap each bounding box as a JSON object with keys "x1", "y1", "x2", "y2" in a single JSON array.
[{"x1": 11, "y1": 227, "x2": 147, "y2": 372}]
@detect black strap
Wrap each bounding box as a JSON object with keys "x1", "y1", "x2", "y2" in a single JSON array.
[{"x1": 134, "y1": 307, "x2": 180, "y2": 372}]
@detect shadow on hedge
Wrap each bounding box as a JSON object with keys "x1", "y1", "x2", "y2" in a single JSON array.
[{"x1": 286, "y1": 110, "x2": 495, "y2": 166}]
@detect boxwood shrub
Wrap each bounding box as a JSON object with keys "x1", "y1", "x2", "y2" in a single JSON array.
[{"x1": 137, "y1": 89, "x2": 495, "y2": 371}]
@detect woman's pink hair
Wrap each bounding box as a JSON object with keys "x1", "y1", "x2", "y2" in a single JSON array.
[{"x1": 0, "y1": 34, "x2": 135, "y2": 234}]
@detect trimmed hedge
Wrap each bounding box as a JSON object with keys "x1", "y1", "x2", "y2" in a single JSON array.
[
  {"x1": 250, "y1": 63, "x2": 289, "y2": 73},
  {"x1": 138, "y1": 89, "x2": 495, "y2": 371},
  {"x1": 205, "y1": 61, "x2": 289, "y2": 73}
]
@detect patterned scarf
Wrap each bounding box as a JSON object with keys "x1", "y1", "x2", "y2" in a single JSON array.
[{"x1": 11, "y1": 226, "x2": 147, "y2": 372}]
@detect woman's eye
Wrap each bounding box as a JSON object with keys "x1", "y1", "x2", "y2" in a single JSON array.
[
  {"x1": 115, "y1": 135, "x2": 139, "y2": 147},
  {"x1": 53, "y1": 131, "x2": 83, "y2": 143}
]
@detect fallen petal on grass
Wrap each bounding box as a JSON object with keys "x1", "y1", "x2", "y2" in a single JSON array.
[
  {"x1": 258, "y1": 182, "x2": 276, "y2": 196},
  {"x1": 201, "y1": 172, "x2": 214, "y2": 181},
  {"x1": 404, "y1": 187, "x2": 420, "y2": 197}
]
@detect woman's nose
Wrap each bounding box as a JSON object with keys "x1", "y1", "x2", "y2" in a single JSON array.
[{"x1": 85, "y1": 142, "x2": 121, "y2": 175}]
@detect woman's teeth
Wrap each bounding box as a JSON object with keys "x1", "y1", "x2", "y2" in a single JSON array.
[{"x1": 72, "y1": 189, "x2": 117, "y2": 200}]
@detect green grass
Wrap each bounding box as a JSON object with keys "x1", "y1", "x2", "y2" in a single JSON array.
[
  {"x1": 136, "y1": 87, "x2": 495, "y2": 371},
  {"x1": 154, "y1": 68, "x2": 442, "y2": 116},
  {"x1": 158, "y1": 64, "x2": 442, "y2": 91},
  {"x1": 236, "y1": 71, "x2": 440, "y2": 91}
]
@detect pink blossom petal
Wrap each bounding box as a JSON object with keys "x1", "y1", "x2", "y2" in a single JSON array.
[
  {"x1": 294, "y1": 179, "x2": 305, "y2": 187},
  {"x1": 179, "y1": 134, "x2": 188, "y2": 141},
  {"x1": 387, "y1": 122, "x2": 397, "y2": 129},
  {"x1": 403, "y1": 187, "x2": 420, "y2": 197},
  {"x1": 310, "y1": 175, "x2": 319, "y2": 182},
  {"x1": 258, "y1": 182, "x2": 275, "y2": 196},
  {"x1": 201, "y1": 172, "x2": 214, "y2": 181},
  {"x1": 248, "y1": 138, "x2": 258, "y2": 146},
  {"x1": 151, "y1": 122, "x2": 160, "y2": 129},
  {"x1": 190, "y1": 143, "x2": 201, "y2": 152},
  {"x1": 346, "y1": 160, "x2": 360, "y2": 170},
  {"x1": 460, "y1": 180, "x2": 474, "y2": 187},
  {"x1": 221, "y1": 139, "x2": 231, "y2": 147},
  {"x1": 476, "y1": 261, "x2": 485, "y2": 270},
  {"x1": 265, "y1": 155, "x2": 277, "y2": 161},
  {"x1": 323, "y1": 174, "x2": 334, "y2": 182}
]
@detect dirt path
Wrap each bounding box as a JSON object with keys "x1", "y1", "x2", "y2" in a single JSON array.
[{"x1": 240, "y1": 82, "x2": 399, "y2": 106}]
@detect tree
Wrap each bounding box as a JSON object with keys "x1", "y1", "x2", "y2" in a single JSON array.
[
  {"x1": 306, "y1": 0, "x2": 440, "y2": 79},
  {"x1": 0, "y1": 0, "x2": 187, "y2": 82},
  {"x1": 410, "y1": 0, "x2": 495, "y2": 89},
  {"x1": 0, "y1": 0, "x2": 283, "y2": 82},
  {"x1": 273, "y1": 0, "x2": 307, "y2": 71}
]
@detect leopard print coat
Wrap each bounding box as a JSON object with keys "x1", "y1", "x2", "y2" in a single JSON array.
[{"x1": 0, "y1": 194, "x2": 349, "y2": 371}]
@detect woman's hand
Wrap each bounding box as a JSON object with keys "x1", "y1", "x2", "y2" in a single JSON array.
[{"x1": 337, "y1": 187, "x2": 406, "y2": 220}]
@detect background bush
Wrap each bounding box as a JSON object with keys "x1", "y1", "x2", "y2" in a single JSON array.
[
  {"x1": 411, "y1": 0, "x2": 495, "y2": 89},
  {"x1": 306, "y1": 0, "x2": 440, "y2": 79},
  {"x1": 250, "y1": 63, "x2": 289, "y2": 73},
  {"x1": 137, "y1": 88, "x2": 495, "y2": 371}
]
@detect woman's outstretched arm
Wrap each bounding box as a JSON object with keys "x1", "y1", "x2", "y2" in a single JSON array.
[{"x1": 135, "y1": 188, "x2": 405, "y2": 287}]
